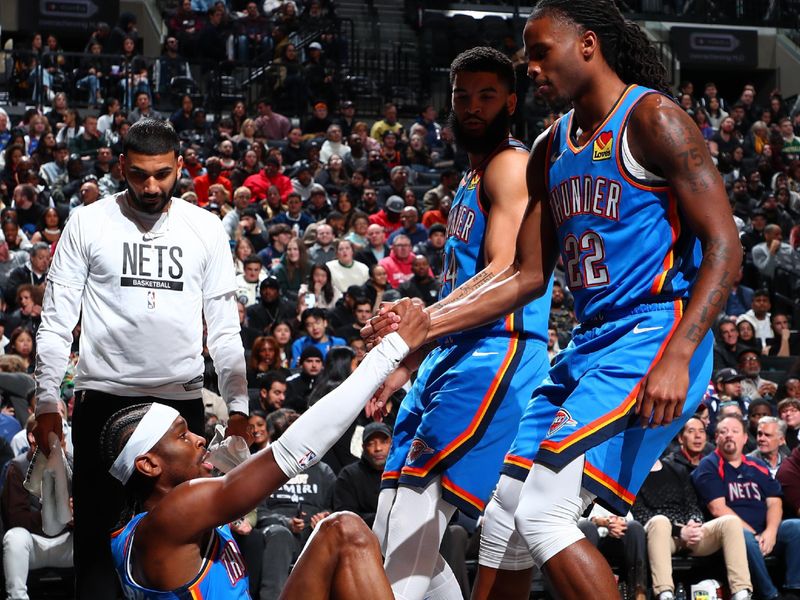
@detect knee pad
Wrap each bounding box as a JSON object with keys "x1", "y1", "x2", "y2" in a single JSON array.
[
  {"x1": 513, "y1": 458, "x2": 594, "y2": 568},
  {"x1": 479, "y1": 476, "x2": 534, "y2": 571}
]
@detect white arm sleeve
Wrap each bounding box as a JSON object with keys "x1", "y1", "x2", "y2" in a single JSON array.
[
  {"x1": 271, "y1": 332, "x2": 409, "y2": 479},
  {"x1": 35, "y1": 281, "x2": 83, "y2": 415},
  {"x1": 203, "y1": 292, "x2": 249, "y2": 415}
]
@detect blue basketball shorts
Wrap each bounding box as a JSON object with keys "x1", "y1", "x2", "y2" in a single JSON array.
[
  {"x1": 500, "y1": 300, "x2": 713, "y2": 515},
  {"x1": 381, "y1": 333, "x2": 550, "y2": 518}
]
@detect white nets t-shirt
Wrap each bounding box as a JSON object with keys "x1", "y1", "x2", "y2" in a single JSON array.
[{"x1": 48, "y1": 193, "x2": 237, "y2": 398}]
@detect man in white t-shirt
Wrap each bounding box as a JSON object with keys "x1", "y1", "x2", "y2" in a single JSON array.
[{"x1": 34, "y1": 118, "x2": 250, "y2": 600}]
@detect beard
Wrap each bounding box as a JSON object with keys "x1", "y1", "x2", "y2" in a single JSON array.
[
  {"x1": 448, "y1": 106, "x2": 511, "y2": 155},
  {"x1": 126, "y1": 179, "x2": 178, "y2": 214}
]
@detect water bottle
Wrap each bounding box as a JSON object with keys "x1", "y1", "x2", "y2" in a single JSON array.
[{"x1": 676, "y1": 583, "x2": 687, "y2": 600}]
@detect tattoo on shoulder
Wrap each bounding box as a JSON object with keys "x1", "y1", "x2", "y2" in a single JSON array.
[{"x1": 656, "y1": 111, "x2": 714, "y2": 194}]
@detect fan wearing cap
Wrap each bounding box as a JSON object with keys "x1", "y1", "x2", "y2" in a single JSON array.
[
  {"x1": 711, "y1": 368, "x2": 749, "y2": 422},
  {"x1": 368, "y1": 195, "x2": 404, "y2": 235},
  {"x1": 247, "y1": 276, "x2": 294, "y2": 333},
  {"x1": 103, "y1": 311, "x2": 428, "y2": 599},
  {"x1": 303, "y1": 101, "x2": 332, "y2": 139},
  {"x1": 333, "y1": 422, "x2": 392, "y2": 528}
]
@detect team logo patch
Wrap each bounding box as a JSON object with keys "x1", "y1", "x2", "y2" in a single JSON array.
[
  {"x1": 466, "y1": 174, "x2": 481, "y2": 190},
  {"x1": 546, "y1": 408, "x2": 578, "y2": 438},
  {"x1": 407, "y1": 438, "x2": 435, "y2": 463},
  {"x1": 592, "y1": 131, "x2": 613, "y2": 161}
]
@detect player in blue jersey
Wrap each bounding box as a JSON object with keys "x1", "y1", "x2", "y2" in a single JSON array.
[
  {"x1": 365, "y1": 2, "x2": 742, "y2": 599},
  {"x1": 100, "y1": 310, "x2": 428, "y2": 599},
  {"x1": 367, "y1": 47, "x2": 552, "y2": 600}
]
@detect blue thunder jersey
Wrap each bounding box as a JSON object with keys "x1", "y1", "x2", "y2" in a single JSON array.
[
  {"x1": 545, "y1": 85, "x2": 702, "y2": 323},
  {"x1": 111, "y1": 512, "x2": 251, "y2": 599},
  {"x1": 442, "y1": 137, "x2": 550, "y2": 342}
]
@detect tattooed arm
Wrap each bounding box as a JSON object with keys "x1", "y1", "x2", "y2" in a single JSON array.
[{"x1": 627, "y1": 94, "x2": 742, "y2": 427}]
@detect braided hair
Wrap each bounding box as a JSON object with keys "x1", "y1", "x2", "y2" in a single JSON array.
[
  {"x1": 99, "y1": 402, "x2": 155, "y2": 526},
  {"x1": 530, "y1": 0, "x2": 671, "y2": 94}
]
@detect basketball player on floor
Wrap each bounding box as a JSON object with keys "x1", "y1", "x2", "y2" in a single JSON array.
[
  {"x1": 104, "y1": 311, "x2": 428, "y2": 598},
  {"x1": 370, "y1": 47, "x2": 552, "y2": 600},
  {"x1": 35, "y1": 119, "x2": 251, "y2": 599},
  {"x1": 366, "y1": 2, "x2": 742, "y2": 599}
]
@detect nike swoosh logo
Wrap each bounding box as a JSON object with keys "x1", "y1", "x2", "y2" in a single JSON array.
[
  {"x1": 633, "y1": 324, "x2": 664, "y2": 334},
  {"x1": 472, "y1": 351, "x2": 499, "y2": 357}
]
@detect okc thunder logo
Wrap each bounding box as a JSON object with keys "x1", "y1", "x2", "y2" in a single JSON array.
[
  {"x1": 407, "y1": 438, "x2": 435, "y2": 463},
  {"x1": 546, "y1": 408, "x2": 577, "y2": 438}
]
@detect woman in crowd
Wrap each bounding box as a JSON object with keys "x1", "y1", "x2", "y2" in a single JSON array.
[
  {"x1": 30, "y1": 206, "x2": 62, "y2": 248},
  {"x1": 6, "y1": 327, "x2": 35, "y2": 373},
  {"x1": 380, "y1": 131, "x2": 402, "y2": 169},
  {"x1": 231, "y1": 148, "x2": 261, "y2": 189},
  {"x1": 54, "y1": 109, "x2": 81, "y2": 145},
  {"x1": 405, "y1": 133, "x2": 434, "y2": 170},
  {"x1": 170, "y1": 94, "x2": 195, "y2": 133},
  {"x1": 270, "y1": 320, "x2": 295, "y2": 368},
  {"x1": 693, "y1": 108, "x2": 714, "y2": 141},
  {"x1": 106, "y1": 112, "x2": 129, "y2": 150},
  {"x1": 736, "y1": 314, "x2": 763, "y2": 352},
  {"x1": 97, "y1": 98, "x2": 122, "y2": 135},
  {"x1": 230, "y1": 100, "x2": 247, "y2": 135},
  {"x1": 32, "y1": 131, "x2": 56, "y2": 166},
  {"x1": 45, "y1": 92, "x2": 70, "y2": 132},
  {"x1": 364, "y1": 263, "x2": 392, "y2": 313},
  {"x1": 706, "y1": 96, "x2": 728, "y2": 132},
  {"x1": 298, "y1": 263, "x2": 341, "y2": 312},
  {"x1": 6, "y1": 284, "x2": 43, "y2": 335},
  {"x1": 344, "y1": 212, "x2": 369, "y2": 250},
  {"x1": 261, "y1": 185, "x2": 284, "y2": 221},
  {"x1": 250, "y1": 141, "x2": 268, "y2": 166},
  {"x1": 233, "y1": 238, "x2": 257, "y2": 276},
  {"x1": 233, "y1": 118, "x2": 257, "y2": 155},
  {"x1": 24, "y1": 114, "x2": 50, "y2": 155},
  {"x1": 247, "y1": 336, "x2": 283, "y2": 387},
  {"x1": 270, "y1": 237, "x2": 310, "y2": 301},
  {"x1": 334, "y1": 190, "x2": 356, "y2": 229},
  {"x1": 248, "y1": 409, "x2": 270, "y2": 453}
]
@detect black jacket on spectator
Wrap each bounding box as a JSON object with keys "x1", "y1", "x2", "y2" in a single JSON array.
[
  {"x1": 284, "y1": 371, "x2": 317, "y2": 413},
  {"x1": 713, "y1": 342, "x2": 743, "y2": 371},
  {"x1": 246, "y1": 297, "x2": 295, "y2": 334},
  {"x1": 354, "y1": 245, "x2": 389, "y2": 270},
  {"x1": 327, "y1": 300, "x2": 355, "y2": 331},
  {"x1": 333, "y1": 455, "x2": 382, "y2": 528},
  {"x1": 414, "y1": 241, "x2": 445, "y2": 278},
  {"x1": 632, "y1": 451, "x2": 705, "y2": 526},
  {"x1": 399, "y1": 275, "x2": 441, "y2": 307}
]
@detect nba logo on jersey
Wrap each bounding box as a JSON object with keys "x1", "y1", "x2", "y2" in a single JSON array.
[
  {"x1": 592, "y1": 131, "x2": 613, "y2": 161},
  {"x1": 546, "y1": 408, "x2": 577, "y2": 438}
]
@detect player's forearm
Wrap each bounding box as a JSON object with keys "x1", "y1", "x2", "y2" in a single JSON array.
[
  {"x1": 204, "y1": 292, "x2": 249, "y2": 415},
  {"x1": 664, "y1": 233, "x2": 742, "y2": 362},
  {"x1": 35, "y1": 282, "x2": 82, "y2": 414},
  {"x1": 426, "y1": 263, "x2": 547, "y2": 342}
]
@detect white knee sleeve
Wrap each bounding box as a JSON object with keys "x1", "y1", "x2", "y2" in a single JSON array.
[
  {"x1": 479, "y1": 475, "x2": 535, "y2": 571},
  {"x1": 514, "y1": 455, "x2": 595, "y2": 568},
  {"x1": 383, "y1": 478, "x2": 456, "y2": 600}
]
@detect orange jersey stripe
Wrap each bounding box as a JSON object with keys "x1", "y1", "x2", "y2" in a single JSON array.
[
  {"x1": 381, "y1": 470, "x2": 400, "y2": 481},
  {"x1": 442, "y1": 476, "x2": 485, "y2": 512},
  {"x1": 504, "y1": 454, "x2": 533, "y2": 469},
  {"x1": 650, "y1": 191, "x2": 681, "y2": 295},
  {"x1": 539, "y1": 306, "x2": 682, "y2": 454},
  {"x1": 583, "y1": 460, "x2": 636, "y2": 505},
  {"x1": 401, "y1": 334, "x2": 520, "y2": 478}
]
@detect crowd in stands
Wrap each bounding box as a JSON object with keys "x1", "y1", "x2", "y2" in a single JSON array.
[{"x1": 4, "y1": 5, "x2": 800, "y2": 595}]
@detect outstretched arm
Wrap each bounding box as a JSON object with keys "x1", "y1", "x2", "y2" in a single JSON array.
[
  {"x1": 629, "y1": 94, "x2": 741, "y2": 426},
  {"x1": 147, "y1": 304, "x2": 429, "y2": 541},
  {"x1": 365, "y1": 130, "x2": 560, "y2": 348}
]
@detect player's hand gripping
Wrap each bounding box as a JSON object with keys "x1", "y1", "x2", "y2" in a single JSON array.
[
  {"x1": 362, "y1": 298, "x2": 429, "y2": 349},
  {"x1": 635, "y1": 355, "x2": 690, "y2": 428},
  {"x1": 366, "y1": 364, "x2": 411, "y2": 422},
  {"x1": 226, "y1": 412, "x2": 254, "y2": 446}
]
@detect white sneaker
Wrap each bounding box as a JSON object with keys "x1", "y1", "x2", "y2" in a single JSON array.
[
  {"x1": 731, "y1": 591, "x2": 752, "y2": 600},
  {"x1": 658, "y1": 592, "x2": 675, "y2": 600}
]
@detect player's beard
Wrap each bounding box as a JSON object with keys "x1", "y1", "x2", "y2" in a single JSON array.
[
  {"x1": 448, "y1": 106, "x2": 511, "y2": 155},
  {"x1": 126, "y1": 178, "x2": 178, "y2": 214}
]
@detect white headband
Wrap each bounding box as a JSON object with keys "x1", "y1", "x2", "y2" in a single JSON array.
[{"x1": 109, "y1": 403, "x2": 180, "y2": 484}]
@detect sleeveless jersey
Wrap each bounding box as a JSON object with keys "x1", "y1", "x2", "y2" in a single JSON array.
[
  {"x1": 111, "y1": 512, "x2": 251, "y2": 599},
  {"x1": 442, "y1": 137, "x2": 550, "y2": 342},
  {"x1": 545, "y1": 85, "x2": 701, "y2": 323}
]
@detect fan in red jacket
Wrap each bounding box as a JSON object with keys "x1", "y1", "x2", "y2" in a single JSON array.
[{"x1": 243, "y1": 157, "x2": 293, "y2": 202}]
